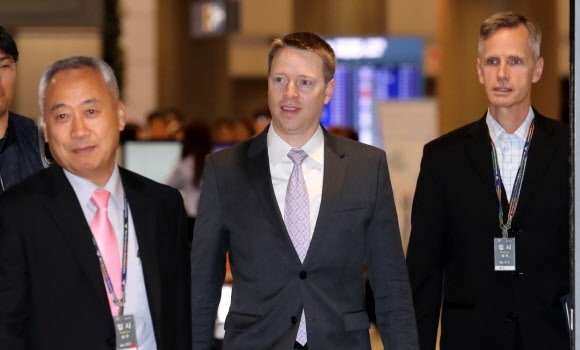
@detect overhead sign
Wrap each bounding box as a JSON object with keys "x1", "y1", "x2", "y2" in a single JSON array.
[{"x1": 190, "y1": 0, "x2": 239, "y2": 38}]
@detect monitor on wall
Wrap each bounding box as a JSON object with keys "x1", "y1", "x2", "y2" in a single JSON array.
[
  {"x1": 322, "y1": 36, "x2": 424, "y2": 148},
  {"x1": 122, "y1": 141, "x2": 182, "y2": 184}
]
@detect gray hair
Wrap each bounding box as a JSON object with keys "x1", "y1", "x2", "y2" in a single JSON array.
[
  {"x1": 478, "y1": 11, "x2": 542, "y2": 61},
  {"x1": 38, "y1": 56, "x2": 119, "y2": 115}
]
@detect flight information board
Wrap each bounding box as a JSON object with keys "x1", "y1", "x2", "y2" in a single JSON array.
[{"x1": 321, "y1": 36, "x2": 424, "y2": 148}]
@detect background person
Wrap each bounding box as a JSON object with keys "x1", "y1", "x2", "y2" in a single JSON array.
[
  {"x1": 0, "y1": 25, "x2": 43, "y2": 193},
  {"x1": 165, "y1": 121, "x2": 213, "y2": 241}
]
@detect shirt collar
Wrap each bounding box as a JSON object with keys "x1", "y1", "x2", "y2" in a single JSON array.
[
  {"x1": 64, "y1": 163, "x2": 124, "y2": 210},
  {"x1": 486, "y1": 107, "x2": 534, "y2": 145},
  {"x1": 267, "y1": 125, "x2": 324, "y2": 166}
]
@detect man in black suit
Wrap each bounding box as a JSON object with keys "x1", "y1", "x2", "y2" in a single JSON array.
[
  {"x1": 406, "y1": 12, "x2": 569, "y2": 350},
  {"x1": 0, "y1": 56, "x2": 191, "y2": 349},
  {"x1": 191, "y1": 32, "x2": 418, "y2": 350}
]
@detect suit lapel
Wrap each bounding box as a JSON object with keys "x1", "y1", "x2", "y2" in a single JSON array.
[
  {"x1": 245, "y1": 129, "x2": 288, "y2": 235},
  {"x1": 246, "y1": 129, "x2": 349, "y2": 263},
  {"x1": 464, "y1": 113, "x2": 558, "y2": 226},
  {"x1": 465, "y1": 116, "x2": 497, "y2": 204},
  {"x1": 304, "y1": 131, "x2": 347, "y2": 264},
  {"x1": 121, "y1": 169, "x2": 163, "y2": 321},
  {"x1": 512, "y1": 115, "x2": 557, "y2": 222},
  {"x1": 45, "y1": 166, "x2": 111, "y2": 315}
]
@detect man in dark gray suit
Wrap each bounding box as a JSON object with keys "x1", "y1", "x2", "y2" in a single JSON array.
[{"x1": 191, "y1": 32, "x2": 418, "y2": 350}]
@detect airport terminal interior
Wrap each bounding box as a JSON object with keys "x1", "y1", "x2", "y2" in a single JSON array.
[{"x1": 0, "y1": 0, "x2": 572, "y2": 349}]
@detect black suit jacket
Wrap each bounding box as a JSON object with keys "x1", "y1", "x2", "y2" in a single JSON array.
[
  {"x1": 191, "y1": 127, "x2": 419, "y2": 350},
  {"x1": 0, "y1": 164, "x2": 191, "y2": 349},
  {"x1": 406, "y1": 110, "x2": 570, "y2": 350}
]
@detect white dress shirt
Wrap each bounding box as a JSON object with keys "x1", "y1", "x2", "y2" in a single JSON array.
[
  {"x1": 268, "y1": 125, "x2": 324, "y2": 238},
  {"x1": 65, "y1": 165, "x2": 157, "y2": 350},
  {"x1": 486, "y1": 107, "x2": 534, "y2": 201}
]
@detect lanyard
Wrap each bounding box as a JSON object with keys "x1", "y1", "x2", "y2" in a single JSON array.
[
  {"x1": 91, "y1": 195, "x2": 129, "y2": 315},
  {"x1": 491, "y1": 122, "x2": 534, "y2": 238}
]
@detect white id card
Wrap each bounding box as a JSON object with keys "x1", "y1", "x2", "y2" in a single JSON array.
[
  {"x1": 494, "y1": 237, "x2": 516, "y2": 271},
  {"x1": 114, "y1": 314, "x2": 138, "y2": 349}
]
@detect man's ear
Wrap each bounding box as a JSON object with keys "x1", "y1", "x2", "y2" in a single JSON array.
[
  {"x1": 532, "y1": 57, "x2": 544, "y2": 83},
  {"x1": 324, "y1": 79, "x2": 336, "y2": 105},
  {"x1": 117, "y1": 100, "x2": 127, "y2": 131}
]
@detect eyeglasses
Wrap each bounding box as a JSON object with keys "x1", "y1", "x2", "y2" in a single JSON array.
[{"x1": 0, "y1": 60, "x2": 16, "y2": 78}]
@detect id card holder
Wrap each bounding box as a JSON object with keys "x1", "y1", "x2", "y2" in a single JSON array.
[
  {"x1": 494, "y1": 237, "x2": 516, "y2": 271},
  {"x1": 114, "y1": 314, "x2": 138, "y2": 349}
]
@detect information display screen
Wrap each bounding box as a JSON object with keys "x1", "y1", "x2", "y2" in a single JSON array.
[
  {"x1": 122, "y1": 141, "x2": 182, "y2": 184},
  {"x1": 321, "y1": 36, "x2": 424, "y2": 148}
]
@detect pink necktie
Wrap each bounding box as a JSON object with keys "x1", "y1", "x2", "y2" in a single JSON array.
[
  {"x1": 90, "y1": 189, "x2": 122, "y2": 317},
  {"x1": 284, "y1": 148, "x2": 310, "y2": 345}
]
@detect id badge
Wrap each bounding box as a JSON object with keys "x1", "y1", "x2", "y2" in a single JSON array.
[
  {"x1": 114, "y1": 314, "x2": 138, "y2": 350},
  {"x1": 494, "y1": 237, "x2": 516, "y2": 271}
]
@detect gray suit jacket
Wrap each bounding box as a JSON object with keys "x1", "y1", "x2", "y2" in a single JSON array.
[
  {"x1": 0, "y1": 165, "x2": 191, "y2": 349},
  {"x1": 191, "y1": 126, "x2": 418, "y2": 350}
]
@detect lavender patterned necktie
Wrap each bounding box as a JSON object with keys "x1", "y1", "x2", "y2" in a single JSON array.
[{"x1": 284, "y1": 148, "x2": 310, "y2": 345}]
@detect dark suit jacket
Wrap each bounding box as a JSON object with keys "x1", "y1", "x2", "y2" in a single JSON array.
[
  {"x1": 0, "y1": 164, "x2": 191, "y2": 350},
  {"x1": 406, "y1": 110, "x2": 570, "y2": 350},
  {"x1": 0, "y1": 112, "x2": 44, "y2": 193},
  {"x1": 191, "y1": 127, "x2": 419, "y2": 350}
]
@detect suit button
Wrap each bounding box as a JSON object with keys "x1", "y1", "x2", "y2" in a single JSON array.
[
  {"x1": 291, "y1": 316, "x2": 298, "y2": 324},
  {"x1": 506, "y1": 312, "x2": 518, "y2": 322},
  {"x1": 299, "y1": 271, "x2": 308, "y2": 279},
  {"x1": 513, "y1": 271, "x2": 524, "y2": 279}
]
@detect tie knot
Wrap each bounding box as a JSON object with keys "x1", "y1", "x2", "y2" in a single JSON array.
[
  {"x1": 91, "y1": 189, "x2": 111, "y2": 210},
  {"x1": 287, "y1": 148, "x2": 308, "y2": 165}
]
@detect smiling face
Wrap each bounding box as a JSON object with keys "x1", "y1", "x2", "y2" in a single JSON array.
[
  {"x1": 42, "y1": 67, "x2": 126, "y2": 186},
  {"x1": 476, "y1": 23, "x2": 543, "y2": 118},
  {"x1": 268, "y1": 47, "x2": 335, "y2": 147}
]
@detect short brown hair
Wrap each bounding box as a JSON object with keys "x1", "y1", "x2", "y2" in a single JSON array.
[
  {"x1": 267, "y1": 32, "x2": 336, "y2": 83},
  {"x1": 478, "y1": 11, "x2": 542, "y2": 61}
]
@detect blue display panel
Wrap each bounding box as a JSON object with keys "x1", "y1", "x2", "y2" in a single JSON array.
[
  {"x1": 322, "y1": 36, "x2": 424, "y2": 148},
  {"x1": 321, "y1": 65, "x2": 351, "y2": 128}
]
